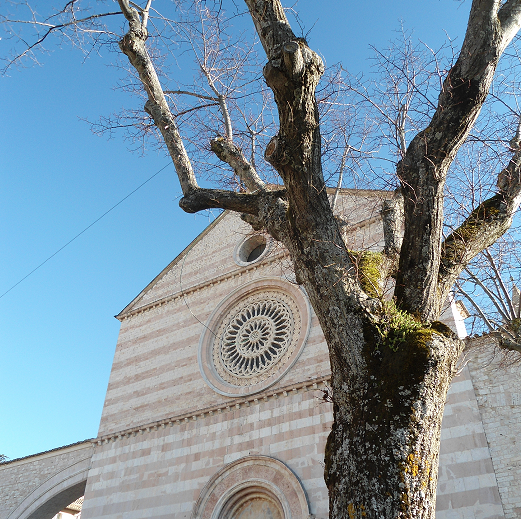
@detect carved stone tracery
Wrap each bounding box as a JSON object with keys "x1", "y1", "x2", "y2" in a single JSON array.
[{"x1": 213, "y1": 291, "x2": 300, "y2": 387}]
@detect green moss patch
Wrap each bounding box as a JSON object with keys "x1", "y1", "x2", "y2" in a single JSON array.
[
  {"x1": 348, "y1": 250, "x2": 384, "y2": 298},
  {"x1": 442, "y1": 194, "x2": 502, "y2": 263}
]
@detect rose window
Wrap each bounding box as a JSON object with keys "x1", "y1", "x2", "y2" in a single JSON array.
[
  {"x1": 212, "y1": 291, "x2": 299, "y2": 386},
  {"x1": 219, "y1": 299, "x2": 293, "y2": 378},
  {"x1": 198, "y1": 279, "x2": 310, "y2": 396}
]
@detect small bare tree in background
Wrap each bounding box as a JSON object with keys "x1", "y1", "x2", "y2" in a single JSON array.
[
  {"x1": 457, "y1": 239, "x2": 521, "y2": 353},
  {"x1": 3, "y1": 1, "x2": 521, "y2": 517}
]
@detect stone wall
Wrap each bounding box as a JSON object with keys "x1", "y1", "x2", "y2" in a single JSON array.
[
  {"x1": 468, "y1": 341, "x2": 521, "y2": 519},
  {"x1": 0, "y1": 442, "x2": 93, "y2": 519},
  {"x1": 437, "y1": 366, "x2": 504, "y2": 518},
  {"x1": 82, "y1": 388, "x2": 332, "y2": 519}
]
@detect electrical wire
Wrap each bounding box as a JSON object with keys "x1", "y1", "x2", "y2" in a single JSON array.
[{"x1": 0, "y1": 162, "x2": 171, "y2": 300}]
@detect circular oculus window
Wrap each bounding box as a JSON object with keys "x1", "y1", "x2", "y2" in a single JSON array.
[
  {"x1": 198, "y1": 279, "x2": 311, "y2": 397},
  {"x1": 233, "y1": 234, "x2": 271, "y2": 266},
  {"x1": 214, "y1": 291, "x2": 296, "y2": 386}
]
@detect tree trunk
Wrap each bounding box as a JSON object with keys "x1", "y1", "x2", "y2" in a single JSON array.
[
  {"x1": 278, "y1": 195, "x2": 465, "y2": 517},
  {"x1": 324, "y1": 327, "x2": 463, "y2": 519}
]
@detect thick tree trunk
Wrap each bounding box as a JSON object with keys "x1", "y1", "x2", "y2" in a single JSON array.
[
  {"x1": 324, "y1": 327, "x2": 463, "y2": 519},
  {"x1": 277, "y1": 190, "x2": 464, "y2": 517}
]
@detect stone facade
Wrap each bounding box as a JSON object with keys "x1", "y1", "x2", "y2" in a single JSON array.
[
  {"x1": 1, "y1": 190, "x2": 520, "y2": 519},
  {"x1": 0, "y1": 442, "x2": 93, "y2": 519},
  {"x1": 438, "y1": 366, "x2": 504, "y2": 518}
]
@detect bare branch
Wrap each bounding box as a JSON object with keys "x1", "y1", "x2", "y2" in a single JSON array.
[
  {"x1": 117, "y1": 0, "x2": 198, "y2": 194},
  {"x1": 381, "y1": 191, "x2": 404, "y2": 258},
  {"x1": 438, "y1": 135, "x2": 521, "y2": 304},
  {"x1": 462, "y1": 267, "x2": 513, "y2": 322},
  {"x1": 397, "y1": 104, "x2": 407, "y2": 157},
  {"x1": 164, "y1": 90, "x2": 219, "y2": 102},
  {"x1": 499, "y1": 0, "x2": 521, "y2": 46},
  {"x1": 198, "y1": 62, "x2": 234, "y2": 140},
  {"x1": 118, "y1": 0, "x2": 140, "y2": 25},
  {"x1": 456, "y1": 281, "x2": 497, "y2": 332},
  {"x1": 331, "y1": 145, "x2": 349, "y2": 212},
  {"x1": 142, "y1": 0, "x2": 154, "y2": 28},
  {"x1": 1, "y1": 10, "x2": 121, "y2": 72},
  {"x1": 243, "y1": 0, "x2": 295, "y2": 60},
  {"x1": 210, "y1": 137, "x2": 266, "y2": 192},
  {"x1": 483, "y1": 248, "x2": 517, "y2": 316},
  {"x1": 395, "y1": 0, "x2": 521, "y2": 319},
  {"x1": 179, "y1": 185, "x2": 284, "y2": 215}
]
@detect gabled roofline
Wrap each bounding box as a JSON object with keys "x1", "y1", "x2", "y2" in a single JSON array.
[
  {"x1": 115, "y1": 211, "x2": 227, "y2": 320},
  {"x1": 115, "y1": 187, "x2": 393, "y2": 320}
]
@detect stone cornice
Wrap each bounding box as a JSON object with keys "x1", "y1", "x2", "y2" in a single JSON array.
[
  {"x1": 0, "y1": 440, "x2": 93, "y2": 467},
  {"x1": 116, "y1": 250, "x2": 290, "y2": 321},
  {"x1": 94, "y1": 375, "x2": 331, "y2": 445}
]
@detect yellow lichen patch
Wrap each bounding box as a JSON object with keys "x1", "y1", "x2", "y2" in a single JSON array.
[
  {"x1": 407, "y1": 453, "x2": 419, "y2": 478},
  {"x1": 402, "y1": 452, "x2": 434, "y2": 494},
  {"x1": 421, "y1": 459, "x2": 432, "y2": 488},
  {"x1": 400, "y1": 492, "x2": 410, "y2": 512},
  {"x1": 346, "y1": 503, "x2": 366, "y2": 518}
]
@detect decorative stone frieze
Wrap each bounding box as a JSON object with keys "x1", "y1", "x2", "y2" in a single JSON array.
[
  {"x1": 117, "y1": 251, "x2": 289, "y2": 321},
  {"x1": 94, "y1": 377, "x2": 330, "y2": 445}
]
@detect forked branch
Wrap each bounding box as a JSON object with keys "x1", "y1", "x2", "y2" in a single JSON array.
[{"x1": 395, "y1": 0, "x2": 521, "y2": 320}]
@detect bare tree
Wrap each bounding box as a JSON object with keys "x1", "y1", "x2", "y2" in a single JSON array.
[
  {"x1": 456, "y1": 237, "x2": 521, "y2": 353},
  {"x1": 3, "y1": 1, "x2": 521, "y2": 517}
]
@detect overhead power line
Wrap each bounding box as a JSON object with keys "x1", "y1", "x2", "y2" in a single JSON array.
[{"x1": 0, "y1": 163, "x2": 171, "y2": 300}]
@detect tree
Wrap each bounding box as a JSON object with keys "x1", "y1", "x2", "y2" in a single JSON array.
[
  {"x1": 3, "y1": 1, "x2": 521, "y2": 517},
  {"x1": 456, "y1": 237, "x2": 521, "y2": 353}
]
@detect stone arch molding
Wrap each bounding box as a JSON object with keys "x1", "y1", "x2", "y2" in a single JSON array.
[
  {"x1": 198, "y1": 278, "x2": 312, "y2": 397},
  {"x1": 6, "y1": 454, "x2": 91, "y2": 519},
  {"x1": 192, "y1": 456, "x2": 312, "y2": 519}
]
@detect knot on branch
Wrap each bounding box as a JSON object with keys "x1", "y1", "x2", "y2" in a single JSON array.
[
  {"x1": 283, "y1": 41, "x2": 304, "y2": 79},
  {"x1": 263, "y1": 40, "x2": 324, "y2": 91},
  {"x1": 497, "y1": 167, "x2": 521, "y2": 193},
  {"x1": 179, "y1": 190, "x2": 206, "y2": 214},
  {"x1": 263, "y1": 59, "x2": 287, "y2": 91},
  {"x1": 256, "y1": 194, "x2": 289, "y2": 242},
  {"x1": 144, "y1": 99, "x2": 172, "y2": 130},
  {"x1": 119, "y1": 26, "x2": 148, "y2": 54},
  {"x1": 264, "y1": 135, "x2": 287, "y2": 167}
]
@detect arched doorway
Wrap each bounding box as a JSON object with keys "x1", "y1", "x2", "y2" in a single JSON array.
[
  {"x1": 218, "y1": 486, "x2": 284, "y2": 519},
  {"x1": 192, "y1": 456, "x2": 310, "y2": 519}
]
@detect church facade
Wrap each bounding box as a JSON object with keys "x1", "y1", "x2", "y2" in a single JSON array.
[{"x1": 1, "y1": 190, "x2": 520, "y2": 519}]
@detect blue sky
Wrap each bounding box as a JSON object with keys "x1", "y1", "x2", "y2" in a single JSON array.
[{"x1": 0, "y1": 1, "x2": 470, "y2": 460}]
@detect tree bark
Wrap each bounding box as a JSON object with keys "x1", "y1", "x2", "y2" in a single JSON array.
[{"x1": 325, "y1": 329, "x2": 463, "y2": 519}]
